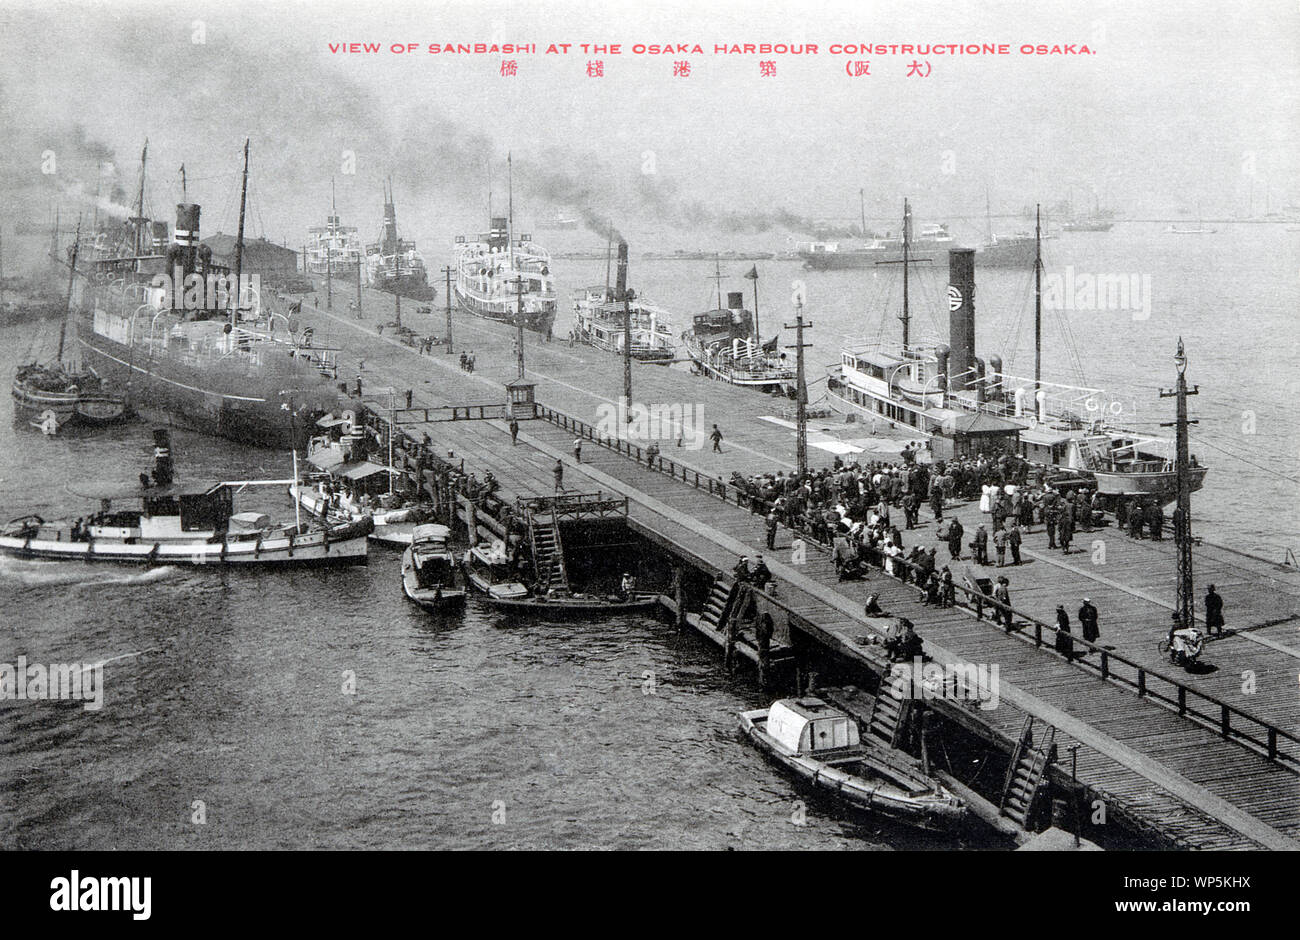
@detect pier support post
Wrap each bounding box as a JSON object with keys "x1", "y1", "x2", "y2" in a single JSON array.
[
  {"x1": 673, "y1": 566, "x2": 687, "y2": 631},
  {"x1": 723, "y1": 601, "x2": 738, "y2": 673}
]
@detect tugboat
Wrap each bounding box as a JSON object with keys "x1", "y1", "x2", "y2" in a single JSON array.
[
  {"x1": 572, "y1": 242, "x2": 674, "y2": 362},
  {"x1": 0, "y1": 429, "x2": 371, "y2": 566},
  {"x1": 402, "y1": 524, "x2": 466, "y2": 611},
  {"x1": 739, "y1": 696, "x2": 967, "y2": 831},
  {"x1": 74, "y1": 141, "x2": 341, "y2": 450},
  {"x1": 680, "y1": 259, "x2": 795, "y2": 393},
  {"x1": 452, "y1": 158, "x2": 556, "y2": 334},
  {"x1": 364, "y1": 179, "x2": 434, "y2": 302}
]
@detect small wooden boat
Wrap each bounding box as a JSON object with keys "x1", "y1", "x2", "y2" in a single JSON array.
[
  {"x1": 291, "y1": 481, "x2": 421, "y2": 547},
  {"x1": 461, "y1": 543, "x2": 660, "y2": 617},
  {"x1": 739, "y1": 697, "x2": 967, "y2": 831},
  {"x1": 461, "y1": 543, "x2": 531, "y2": 601},
  {"x1": 478, "y1": 590, "x2": 662, "y2": 619},
  {"x1": 402, "y1": 524, "x2": 466, "y2": 611}
]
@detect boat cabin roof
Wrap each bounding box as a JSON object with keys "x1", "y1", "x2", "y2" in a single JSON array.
[
  {"x1": 412, "y1": 523, "x2": 451, "y2": 544},
  {"x1": 766, "y1": 697, "x2": 861, "y2": 754}
]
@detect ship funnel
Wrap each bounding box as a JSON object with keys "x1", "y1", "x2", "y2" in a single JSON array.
[
  {"x1": 614, "y1": 242, "x2": 629, "y2": 301},
  {"x1": 727, "y1": 291, "x2": 745, "y2": 310},
  {"x1": 151, "y1": 429, "x2": 174, "y2": 487},
  {"x1": 947, "y1": 248, "x2": 976, "y2": 392}
]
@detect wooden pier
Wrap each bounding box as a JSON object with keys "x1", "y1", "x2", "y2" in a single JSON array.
[{"x1": 290, "y1": 278, "x2": 1300, "y2": 850}]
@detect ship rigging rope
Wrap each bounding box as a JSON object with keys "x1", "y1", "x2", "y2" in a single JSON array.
[{"x1": 1187, "y1": 433, "x2": 1300, "y2": 485}]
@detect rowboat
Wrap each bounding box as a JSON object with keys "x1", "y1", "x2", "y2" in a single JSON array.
[
  {"x1": 401, "y1": 524, "x2": 466, "y2": 611},
  {"x1": 461, "y1": 543, "x2": 661, "y2": 618},
  {"x1": 739, "y1": 697, "x2": 967, "y2": 831}
]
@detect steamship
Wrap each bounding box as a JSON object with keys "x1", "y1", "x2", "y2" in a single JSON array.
[
  {"x1": 826, "y1": 203, "x2": 1206, "y2": 502},
  {"x1": 799, "y1": 223, "x2": 953, "y2": 269},
  {"x1": 74, "y1": 143, "x2": 342, "y2": 450},
  {"x1": 452, "y1": 216, "x2": 556, "y2": 333},
  {"x1": 365, "y1": 181, "x2": 434, "y2": 302},
  {"x1": 306, "y1": 188, "x2": 363, "y2": 283},
  {"x1": 680, "y1": 261, "x2": 795, "y2": 393},
  {"x1": 572, "y1": 242, "x2": 674, "y2": 361}
]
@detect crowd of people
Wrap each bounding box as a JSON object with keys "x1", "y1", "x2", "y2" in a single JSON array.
[{"x1": 729, "y1": 448, "x2": 1227, "y2": 663}]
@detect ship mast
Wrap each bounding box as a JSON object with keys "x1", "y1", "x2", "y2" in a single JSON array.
[
  {"x1": 180, "y1": 163, "x2": 187, "y2": 203},
  {"x1": 899, "y1": 198, "x2": 911, "y2": 350},
  {"x1": 507, "y1": 152, "x2": 514, "y2": 267},
  {"x1": 859, "y1": 188, "x2": 867, "y2": 238},
  {"x1": 1034, "y1": 203, "x2": 1042, "y2": 400},
  {"x1": 130, "y1": 139, "x2": 149, "y2": 256},
  {"x1": 57, "y1": 217, "x2": 81, "y2": 365},
  {"x1": 232, "y1": 139, "x2": 249, "y2": 329}
]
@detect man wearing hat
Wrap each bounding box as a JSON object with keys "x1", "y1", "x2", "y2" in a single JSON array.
[
  {"x1": 1079, "y1": 597, "x2": 1100, "y2": 646},
  {"x1": 1054, "y1": 605, "x2": 1074, "y2": 661}
]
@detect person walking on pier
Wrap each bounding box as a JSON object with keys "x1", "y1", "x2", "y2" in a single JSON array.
[
  {"x1": 1008, "y1": 522, "x2": 1022, "y2": 565},
  {"x1": 645, "y1": 441, "x2": 660, "y2": 470},
  {"x1": 1205, "y1": 584, "x2": 1225, "y2": 636},
  {"x1": 940, "y1": 566, "x2": 955, "y2": 607},
  {"x1": 972, "y1": 523, "x2": 989, "y2": 565},
  {"x1": 572, "y1": 438, "x2": 582, "y2": 463},
  {"x1": 508, "y1": 416, "x2": 520, "y2": 446},
  {"x1": 946, "y1": 518, "x2": 964, "y2": 561},
  {"x1": 993, "y1": 577, "x2": 1013, "y2": 631},
  {"x1": 1149, "y1": 502, "x2": 1165, "y2": 541},
  {"x1": 1079, "y1": 598, "x2": 1100, "y2": 647},
  {"x1": 1058, "y1": 510, "x2": 1074, "y2": 554},
  {"x1": 710, "y1": 424, "x2": 723, "y2": 453},
  {"x1": 405, "y1": 389, "x2": 413, "y2": 409},
  {"x1": 1128, "y1": 501, "x2": 1145, "y2": 539},
  {"x1": 994, "y1": 526, "x2": 1008, "y2": 567},
  {"x1": 354, "y1": 374, "x2": 363, "y2": 398},
  {"x1": 1044, "y1": 490, "x2": 1060, "y2": 549},
  {"x1": 552, "y1": 459, "x2": 564, "y2": 492},
  {"x1": 765, "y1": 510, "x2": 778, "y2": 550},
  {"x1": 1054, "y1": 605, "x2": 1075, "y2": 661},
  {"x1": 930, "y1": 483, "x2": 944, "y2": 523}
]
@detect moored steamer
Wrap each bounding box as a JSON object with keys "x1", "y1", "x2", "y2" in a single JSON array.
[
  {"x1": 75, "y1": 142, "x2": 342, "y2": 450},
  {"x1": 826, "y1": 201, "x2": 1207, "y2": 502},
  {"x1": 452, "y1": 217, "x2": 556, "y2": 333},
  {"x1": 365, "y1": 180, "x2": 434, "y2": 302},
  {"x1": 572, "y1": 242, "x2": 674, "y2": 362},
  {"x1": 680, "y1": 260, "x2": 795, "y2": 393}
]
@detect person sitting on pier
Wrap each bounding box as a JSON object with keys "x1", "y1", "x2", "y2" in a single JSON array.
[
  {"x1": 863, "y1": 593, "x2": 884, "y2": 617},
  {"x1": 884, "y1": 618, "x2": 923, "y2": 663},
  {"x1": 619, "y1": 572, "x2": 637, "y2": 600},
  {"x1": 732, "y1": 556, "x2": 752, "y2": 584},
  {"x1": 750, "y1": 555, "x2": 773, "y2": 592}
]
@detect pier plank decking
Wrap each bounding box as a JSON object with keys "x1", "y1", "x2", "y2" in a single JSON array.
[{"x1": 292, "y1": 280, "x2": 1300, "y2": 850}]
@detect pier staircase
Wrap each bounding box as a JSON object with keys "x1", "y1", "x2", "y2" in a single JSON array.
[
  {"x1": 699, "y1": 580, "x2": 738, "y2": 634},
  {"x1": 862, "y1": 688, "x2": 914, "y2": 749},
  {"x1": 999, "y1": 716, "x2": 1057, "y2": 829},
  {"x1": 527, "y1": 510, "x2": 571, "y2": 596}
]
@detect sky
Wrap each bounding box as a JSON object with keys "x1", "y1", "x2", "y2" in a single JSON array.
[{"x1": 1, "y1": 0, "x2": 1296, "y2": 248}]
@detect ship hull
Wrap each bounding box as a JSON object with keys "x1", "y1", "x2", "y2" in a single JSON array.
[
  {"x1": 369, "y1": 272, "x2": 436, "y2": 303},
  {"x1": 454, "y1": 286, "x2": 555, "y2": 334},
  {"x1": 75, "y1": 333, "x2": 325, "y2": 451}
]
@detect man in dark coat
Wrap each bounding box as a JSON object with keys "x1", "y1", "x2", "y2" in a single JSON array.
[
  {"x1": 764, "y1": 511, "x2": 779, "y2": 550},
  {"x1": 1008, "y1": 522, "x2": 1023, "y2": 565},
  {"x1": 732, "y1": 556, "x2": 752, "y2": 584},
  {"x1": 1079, "y1": 598, "x2": 1100, "y2": 645},
  {"x1": 750, "y1": 555, "x2": 773, "y2": 591},
  {"x1": 1205, "y1": 584, "x2": 1225, "y2": 635},
  {"x1": 1054, "y1": 605, "x2": 1074, "y2": 661},
  {"x1": 947, "y1": 517, "x2": 964, "y2": 561}
]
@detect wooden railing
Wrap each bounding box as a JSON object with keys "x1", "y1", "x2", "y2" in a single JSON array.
[{"x1": 533, "y1": 400, "x2": 1300, "y2": 774}]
